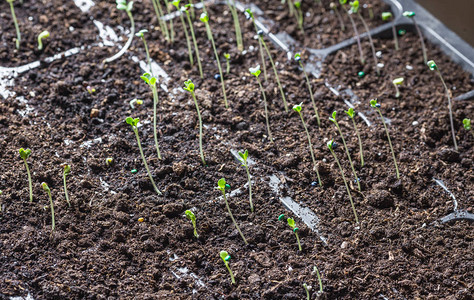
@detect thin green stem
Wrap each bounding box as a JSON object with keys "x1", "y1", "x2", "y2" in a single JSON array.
[
  {"x1": 256, "y1": 78, "x2": 273, "y2": 142},
  {"x1": 294, "y1": 231, "x2": 302, "y2": 251},
  {"x1": 376, "y1": 108, "x2": 400, "y2": 179},
  {"x1": 227, "y1": 0, "x2": 243, "y2": 52},
  {"x1": 334, "y1": 122, "x2": 361, "y2": 191},
  {"x1": 345, "y1": 8, "x2": 364, "y2": 64},
  {"x1": 299, "y1": 61, "x2": 320, "y2": 126},
  {"x1": 179, "y1": 14, "x2": 193, "y2": 66},
  {"x1": 223, "y1": 191, "x2": 248, "y2": 245},
  {"x1": 412, "y1": 18, "x2": 427, "y2": 64},
  {"x1": 192, "y1": 219, "x2": 199, "y2": 238},
  {"x1": 103, "y1": 11, "x2": 135, "y2": 63},
  {"x1": 163, "y1": 0, "x2": 175, "y2": 42},
  {"x1": 335, "y1": 6, "x2": 345, "y2": 31},
  {"x1": 185, "y1": 11, "x2": 203, "y2": 78},
  {"x1": 393, "y1": 83, "x2": 400, "y2": 98},
  {"x1": 357, "y1": 12, "x2": 379, "y2": 75},
  {"x1": 392, "y1": 22, "x2": 399, "y2": 50},
  {"x1": 298, "y1": 112, "x2": 322, "y2": 187},
  {"x1": 8, "y1": 1, "x2": 21, "y2": 49},
  {"x1": 141, "y1": 36, "x2": 152, "y2": 74},
  {"x1": 226, "y1": 59, "x2": 230, "y2": 74},
  {"x1": 133, "y1": 128, "x2": 162, "y2": 195},
  {"x1": 63, "y1": 173, "x2": 70, "y2": 207},
  {"x1": 205, "y1": 22, "x2": 228, "y2": 108},
  {"x1": 330, "y1": 149, "x2": 359, "y2": 223},
  {"x1": 151, "y1": 0, "x2": 170, "y2": 42},
  {"x1": 23, "y1": 159, "x2": 33, "y2": 202},
  {"x1": 437, "y1": 70, "x2": 458, "y2": 151},
  {"x1": 261, "y1": 37, "x2": 288, "y2": 112},
  {"x1": 152, "y1": 85, "x2": 162, "y2": 160},
  {"x1": 191, "y1": 92, "x2": 206, "y2": 165},
  {"x1": 244, "y1": 164, "x2": 253, "y2": 212},
  {"x1": 47, "y1": 189, "x2": 55, "y2": 232},
  {"x1": 189, "y1": 0, "x2": 195, "y2": 19},
  {"x1": 314, "y1": 265, "x2": 323, "y2": 292},
  {"x1": 224, "y1": 261, "x2": 236, "y2": 284},
  {"x1": 351, "y1": 117, "x2": 364, "y2": 167},
  {"x1": 287, "y1": 0, "x2": 295, "y2": 16}
]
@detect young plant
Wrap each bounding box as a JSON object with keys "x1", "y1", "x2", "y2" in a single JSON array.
[
  {"x1": 382, "y1": 12, "x2": 398, "y2": 50},
  {"x1": 125, "y1": 117, "x2": 162, "y2": 195},
  {"x1": 63, "y1": 164, "x2": 71, "y2": 207},
  {"x1": 37, "y1": 31, "x2": 50, "y2": 51},
  {"x1": 345, "y1": 108, "x2": 364, "y2": 167},
  {"x1": 150, "y1": 0, "x2": 170, "y2": 42},
  {"x1": 217, "y1": 178, "x2": 248, "y2": 245},
  {"x1": 135, "y1": 29, "x2": 152, "y2": 74},
  {"x1": 278, "y1": 214, "x2": 302, "y2": 251},
  {"x1": 245, "y1": 9, "x2": 267, "y2": 81},
  {"x1": 246, "y1": 9, "x2": 288, "y2": 112},
  {"x1": 292, "y1": 103, "x2": 322, "y2": 187},
  {"x1": 370, "y1": 99, "x2": 400, "y2": 179},
  {"x1": 237, "y1": 150, "x2": 253, "y2": 212},
  {"x1": 141, "y1": 72, "x2": 162, "y2": 160},
  {"x1": 7, "y1": 0, "x2": 21, "y2": 49},
  {"x1": 463, "y1": 118, "x2": 472, "y2": 137},
  {"x1": 303, "y1": 283, "x2": 311, "y2": 300},
  {"x1": 219, "y1": 251, "x2": 236, "y2": 284},
  {"x1": 327, "y1": 139, "x2": 359, "y2": 224},
  {"x1": 163, "y1": 0, "x2": 175, "y2": 42},
  {"x1": 41, "y1": 182, "x2": 55, "y2": 232},
  {"x1": 314, "y1": 265, "x2": 323, "y2": 294},
  {"x1": 19, "y1": 148, "x2": 33, "y2": 202},
  {"x1": 103, "y1": 0, "x2": 135, "y2": 64},
  {"x1": 183, "y1": 4, "x2": 203, "y2": 78},
  {"x1": 330, "y1": 2, "x2": 345, "y2": 32},
  {"x1": 226, "y1": 0, "x2": 244, "y2": 52},
  {"x1": 340, "y1": 0, "x2": 364, "y2": 64},
  {"x1": 403, "y1": 11, "x2": 427, "y2": 64},
  {"x1": 183, "y1": 79, "x2": 206, "y2": 165},
  {"x1": 129, "y1": 98, "x2": 143, "y2": 109},
  {"x1": 392, "y1": 77, "x2": 404, "y2": 98},
  {"x1": 427, "y1": 60, "x2": 458, "y2": 150},
  {"x1": 172, "y1": 1, "x2": 193, "y2": 67},
  {"x1": 250, "y1": 65, "x2": 273, "y2": 142},
  {"x1": 224, "y1": 53, "x2": 230, "y2": 74},
  {"x1": 185, "y1": 210, "x2": 199, "y2": 238},
  {"x1": 86, "y1": 86, "x2": 96, "y2": 94},
  {"x1": 329, "y1": 111, "x2": 361, "y2": 191},
  {"x1": 294, "y1": 53, "x2": 320, "y2": 126},
  {"x1": 350, "y1": 1, "x2": 380, "y2": 75},
  {"x1": 294, "y1": 1, "x2": 304, "y2": 33},
  {"x1": 200, "y1": 13, "x2": 228, "y2": 108}
]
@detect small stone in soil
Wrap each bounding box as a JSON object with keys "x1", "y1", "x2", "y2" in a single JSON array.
[
  {"x1": 311, "y1": 181, "x2": 318, "y2": 187},
  {"x1": 412, "y1": 121, "x2": 419, "y2": 126},
  {"x1": 214, "y1": 74, "x2": 220, "y2": 81}
]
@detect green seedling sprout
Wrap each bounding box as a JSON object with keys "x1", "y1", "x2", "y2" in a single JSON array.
[
  {"x1": 86, "y1": 86, "x2": 96, "y2": 94},
  {"x1": 163, "y1": 0, "x2": 175, "y2": 42},
  {"x1": 285, "y1": 0, "x2": 296, "y2": 17},
  {"x1": 246, "y1": 9, "x2": 288, "y2": 112},
  {"x1": 220, "y1": 251, "x2": 236, "y2": 284},
  {"x1": 293, "y1": 103, "x2": 322, "y2": 186},
  {"x1": 329, "y1": 111, "x2": 361, "y2": 191},
  {"x1": 185, "y1": 210, "x2": 199, "y2": 238},
  {"x1": 226, "y1": 0, "x2": 244, "y2": 52},
  {"x1": 382, "y1": 12, "x2": 398, "y2": 50},
  {"x1": 463, "y1": 118, "x2": 472, "y2": 136},
  {"x1": 427, "y1": 60, "x2": 458, "y2": 150},
  {"x1": 245, "y1": 9, "x2": 267, "y2": 81},
  {"x1": 314, "y1": 265, "x2": 323, "y2": 293},
  {"x1": 217, "y1": 178, "x2": 248, "y2": 245},
  {"x1": 41, "y1": 182, "x2": 55, "y2": 232},
  {"x1": 224, "y1": 53, "x2": 230, "y2": 74},
  {"x1": 19, "y1": 148, "x2": 33, "y2": 202},
  {"x1": 63, "y1": 164, "x2": 71, "y2": 207},
  {"x1": 370, "y1": 99, "x2": 400, "y2": 179},
  {"x1": 303, "y1": 283, "x2": 311, "y2": 300},
  {"x1": 150, "y1": 0, "x2": 170, "y2": 42},
  {"x1": 295, "y1": 53, "x2": 320, "y2": 126},
  {"x1": 135, "y1": 29, "x2": 152, "y2": 74},
  {"x1": 250, "y1": 65, "x2": 273, "y2": 142},
  {"x1": 392, "y1": 77, "x2": 404, "y2": 98},
  {"x1": 345, "y1": 108, "x2": 364, "y2": 167},
  {"x1": 103, "y1": 0, "x2": 135, "y2": 64},
  {"x1": 237, "y1": 150, "x2": 253, "y2": 212},
  {"x1": 327, "y1": 140, "x2": 359, "y2": 223},
  {"x1": 350, "y1": 1, "x2": 380, "y2": 75},
  {"x1": 330, "y1": 2, "x2": 345, "y2": 31},
  {"x1": 183, "y1": 79, "x2": 206, "y2": 165},
  {"x1": 141, "y1": 72, "x2": 162, "y2": 160},
  {"x1": 129, "y1": 98, "x2": 143, "y2": 109},
  {"x1": 294, "y1": 1, "x2": 304, "y2": 33},
  {"x1": 279, "y1": 215, "x2": 302, "y2": 251},
  {"x1": 125, "y1": 117, "x2": 162, "y2": 195},
  {"x1": 106, "y1": 157, "x2": 114, "y2": 166},
  {"x1": 200, "y1": 13, "x2": 228, "y2": 108},
  {"x1": 7, "y1": 0, "x2": 21, "y2": 49},
  {"x1": 183, "y1": 5, "x2": 203, "y2": 78},
  {"x1": 403, "y1": 11, "x2": 427, "y2": 64},
  {"x1": 172, "y1": 1, "x2": 194, "y2": 67},
  {"x1": 340, "y1": 0, "x2": 364, "y2": 64},
  {"x1": 37, "y1": 30, "x2": 50, "y2": 51}
]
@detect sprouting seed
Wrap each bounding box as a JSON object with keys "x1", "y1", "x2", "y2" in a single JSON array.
[
  {"x1": 19, "y1": 148, "x2": 33, "y2": 202},
  {"x1": 41, "y1": 182, "x2": 55, "y2": 232},
  {"x1": 86, "y1": 86, "x2": 96, "y2": 94},
  {"x1": 103, "y1": 0, "x2": 135, "y2": 64},
  {"x1": 6, "y1": 0, "x2": 21, "y2": 49},
  {"x1": 250, "y1": 65, "x2": 273, "y2": 142},
  {"x1": 141, "y1": 72, "x2": 162, "y2": 160},
  {"x1": 345, "y1": 108, "x2": 364, "y2": 167},
  {"x1": 279, "y1": 215, "x2": 302, "y2": 251},
  {"x1": 220, "y1": 251, "x2": 236, "y2": 284},
  {"x1": 63, "y1": 164, "x2": 71, "y2": 207},
  {"x1": 185, "y1": 210, "x2": 199, "y2": 238},
  {"x1": 294, "y1": 53, "x2": 320, "y2": 126},
  {"x1": 183, "y1": 79, "x2": 206, "y2": 165},
  {"x1": 129, "y1": 98, "x2": 143, "y2": 109},
  {"x1": 392, "y1": 77, "x2": 404, "y2": 98},
  {"x1": 37, "y1": 31, "x2": 50, "y2": 50}
]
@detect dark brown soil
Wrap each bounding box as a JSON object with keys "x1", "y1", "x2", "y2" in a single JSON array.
[{"x1": 1, "y1": 0, "x2": 473, "y2": 299}]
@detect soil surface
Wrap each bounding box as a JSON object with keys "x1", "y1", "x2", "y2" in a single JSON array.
[{"x1": 1, "y1": 0, "x2": 473, "y2": 299}]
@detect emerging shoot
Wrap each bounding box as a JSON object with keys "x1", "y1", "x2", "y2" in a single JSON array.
[
  {"x1": 125, "y1": 117, "x2": 162, "y2": 195},
  {"x1": 327, "y1": 140, "x2": 359, "y2": 223},
  {"x1": 314, "y1": 265, "x2": 323, "y2": 293},
  {"x1": 226, "y1": 0, "x2": 244, "y2": 51},
  {"x1": 41, "y1": 182, "x2": 55, "y2": 232},
  {"x1": 135, "y1": 29, "x2": 152, "y2": 74},
  {"x1": 37, "y1": 30, "x2": 50, "y2": 50},
  {"x1": 463, "y1": 118, "x2": 473, "y2": 138},
  {"x1": 237, "y1": 150, "x2": 253, "y2": 212},
  {"x1": 403, "y1": 11, "x2": 427, "y2": 64},
  {"x1": 250, "y1": 65, "x2": 273, "y2": 142},
  {"x1": 295, "y1": 53, "x2": 320, "y2": 126},
  {"x1": 220, "y1": 251, "x2": 236, "y2": 284},
  {"x1": 303, "y1": 283, "x2": 311, "y2": 300},
  {"x1": 392, "y1": 77, "x2": 404, "y2": 98},
  {"x1": 370, "y1": 99, "x2": 400, "y2": 179},
  {"x1": 19, "y1": 148, "x2": 33, "y2": 202},
  {"x1": 103, "y1": 0, "x2": 135, "y2": 64},
  {"x1": 172, "y1": 1, "x2": 194, "y2": 67},
  {"x1": 7, "y1": 0, "x2": 21, "y2": 49},
  {"x1": 183, "y1": 79, "x2": 206, "y2": 165},
  {"x1": 382, "y1": 12, "x2": 398, "y2": 50},
  {"x1": 279, "y1": 214, "x2": 302, "y2": 251},
  {"x1": 63, "y1": 164, "x2": 71, "y2": 207},
  {"x1": 150, "y1": 0, "x2": 170, "y2": 42},
  {"x1": 345, "y1": 108, "x2": 364, "y2": 167},
  {"x1": 185, "y1": 210, "x2": 199, "y2": 238},
  {"x1": 184, "y1": 5, "x2": 203, "y2": 78},
  {"x1": 86, "y1": 86, "x2": 96, "y2": 94},
  {"x1": 340, "y1": 0, "x2": 364, "y2": 64},
  {"x1": 217, "y1": 178, "x2": 248, "y2": 245},
  {"x1": 129, "y1": 98, "x2": 143, "y2": 109},
  {"x1": 141, "y1": 72, "x2": 162, "y2": 160},
  {"x1": 294, "y1": 1, "x2": 304, "y2": 33}
]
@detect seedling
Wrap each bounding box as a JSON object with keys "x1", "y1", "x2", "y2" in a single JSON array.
[
  {"x1": 200, "y1": 13, "x2": 228, "y2": 108},
  {"x1": 226, "y1": 0, "x2": 244, "y2": 52},
  {"x1": 340, "y1": 0, "x2": 364, "y2": 64},
  {"x1": 350, "y1": 1, "x2": 380, "y2": 75},
  {"x1": 303, "y1": 283, "x2": 311, "y2": 300},
  {"x1": 250, "y1": 65, "x2": 273, "y2": 142},
  {"x1": 183, "y1": 79, "x2": 206, "y2": 165},
  {"x1": 345, "y1": 108, "x2": 364, "y2": 167},
  {"x1": 314, "y1": 265, "x2": 323, "y2": 293},
  {"x1": 19, "y1": 148, "x2": 33, "y2": 202},
  {"x1": 163, "y1": 0, "x2": 175, "y2": 42},
  {"x1": 141, "y1": 72, "x2": 162, "y2": 160},
  {"x1": 403, "y1": 11, "x2": 427, "y2": 64},
  {"x1": 150, "y1": 0, "x2": 170, "y2": 42},
  {"x1": 327, "y1": 140, "x2": 359, "y2": 223},
  {"x1": 279, "y1": 215, "x2": 302, "y2": 251},
  {"x1": 41, "y1": 182, "x2": 55, "y2": 232},
  {"x1": 125, "y1": 117, "x2": 162, "y2": 195},
  {"x1": 183, "y1": 5, "x2": 203, "y2": 78},
  {"x1": 294, "y1": 1, "x2": 304, "y2": 33},
  {"x1": 172, "y1": 1, "x2": 193, "y2": 67},
  {"x1": 63, "y1": 164, "x2": 71, "y2": 207},
  {"x1": 246, "y1": 9, "x2": 288, "y2": 112},
  {"x1": 224, "y1": 53, "x2": 230, "y2": 74},
  {"x1": 237, "y1": 150, "x2": 253, "y2": 212},
  {"x1": 106, "y1": 157, "x2": 114, "y2": 166},
  {"x1": 86, "y1": 86, "x2": 96, "y2": 94},
  {"x1": 293, "y1": 103, "x2": 322, "y2": 187},
  {"x1": 285, "y1": 0, "x2": 296, "y2": 17},
  {"x1": 185, "y1": 210, "x2": 199, "y2": 238},
  {"x1": 245, "y1": 9, "x2": 267, "y2": 81},
  {"x1": 129, "y1": 98, "x2": 143, "y2": 109},
  {"x1": 7, "y1": 0, "x2": 21, "y2": 49},
  {"x1": 294, "y1": 53, "x2": 320, "y2": 126},
  {"x1": 463, "y1": 118, "x2": 473, "y2": 138},
  {"x1": 103, "y1": 0, "x2": 135, "y2": 64},
  {"x1": 217, "y1": 178, "x2": 248, "y2": 245},
  {"x1": 330, "y1": 2, "x2": 345, "y2": 32},
  {"x1": 382, "y1": 12, "x2": 398, "y2": 50},
  {"x1": 135, "y1": 29, "x2": 152, "y2": 74},
  {"x1": 220, "y1": 251, "x2": 236, "y2": 284},
  {"x1": 392, "y1": 77, "x2": 404, "y2": 98},
  {"x1": 37, "y1": 30, "x2": 50, "y2": 50},
  {"x1": 370, "y1": 99, "x2": 400, "y2": 179}
]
